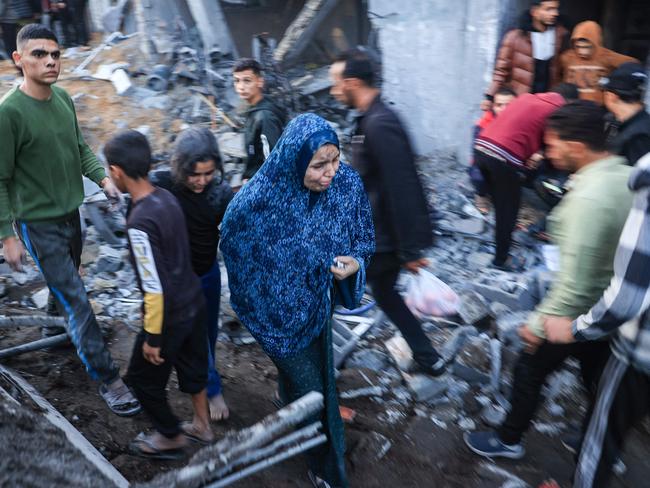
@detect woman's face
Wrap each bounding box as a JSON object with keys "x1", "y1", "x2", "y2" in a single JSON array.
[
  {"x1": 303, "y1": 144, "x2": 340, "y2": 192},
  {"x1": 185, "y1": 160, "x2": 216, "y2": 193}
]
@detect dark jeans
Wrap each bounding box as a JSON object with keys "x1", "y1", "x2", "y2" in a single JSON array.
[
  {"x1": 200, "y1": 262, "x2": 222, "y2": 398},
  {"x1": 574, "y1": 355, "x2": 650, "y2": 488},
  {"x1": 498, "y1": 340, "x2": 611, "y2": 445},
  {"x1": 367, "y1": 252, "x2": 441, "y2": 367},
  {"x1": 475, "y1": 150, "x2": 523, "y2": 265},
  {"x1": 126, "y1": 308, "x2": 208, "y2": 438},
  {"x1": 18, "y1": 212, "x2": 119, "y2": 384}
]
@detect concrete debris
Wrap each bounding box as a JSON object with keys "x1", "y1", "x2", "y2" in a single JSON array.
[
  {"x1": 457, "y1": 290, "x2": 492, "y2": 328},
  {"x1": 481, "y1": 403, "x2": 507, "y2": 428},
  {"x1": 30, "y1": 287, "x2": 50, "y2": 309},
  {"x1": 384, "y1": 335, "x2": 414, "y2": 372},
  {"x1": 340, "y1": 386, "x2": 384, "y2": 400},
  {"x1": 345, "y1": 348, "x2": 390, "y2": 371}
]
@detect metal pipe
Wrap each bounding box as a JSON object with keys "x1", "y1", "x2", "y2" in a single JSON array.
[
  {"x1": 0, "y1": 334, "x2": 69, "y2": 360},
  {"x1": 212, "y1": 422, "x2": 323, "y2": 479},
  {"x1": 0, "y1": 316, "x2": 66, "y2": 329},
  {"x1": 206, "y1": 434, "x2": 328, "y2": 488}
]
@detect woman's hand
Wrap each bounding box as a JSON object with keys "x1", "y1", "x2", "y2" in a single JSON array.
[{"x1": 330, "y1": 256, "x2": 360, "y2": 281}]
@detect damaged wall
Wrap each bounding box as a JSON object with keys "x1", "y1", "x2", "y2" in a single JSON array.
[{"x1": 368, "y1": 0, "x2": 503, "y2": 162}]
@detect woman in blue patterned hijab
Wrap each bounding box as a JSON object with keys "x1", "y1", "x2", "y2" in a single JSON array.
[{"x1": 221, "y1": 113, "x2": 374, "y2": 487}]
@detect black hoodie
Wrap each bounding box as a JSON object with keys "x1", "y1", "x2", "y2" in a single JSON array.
[{"x1": 243, "y1": 97, "x2": 287, "y2": 180}]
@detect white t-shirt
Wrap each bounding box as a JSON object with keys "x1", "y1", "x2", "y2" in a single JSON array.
[{"x1": 531, "y1": 28, "x2": 556, "y2": 61}]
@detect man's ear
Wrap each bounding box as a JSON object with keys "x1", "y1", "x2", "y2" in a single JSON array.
[{"x1": 12, "y1": 51, "x2": 22, "y2": 68}]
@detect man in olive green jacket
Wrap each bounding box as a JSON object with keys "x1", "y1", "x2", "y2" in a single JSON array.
[{"x1": 465, "y1": 100, "x2": 632, "y2": 459}]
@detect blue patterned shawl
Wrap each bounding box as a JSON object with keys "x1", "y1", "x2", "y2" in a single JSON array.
[{"x1": 220, "y1": 114, "x2": 375, "y2": 358}]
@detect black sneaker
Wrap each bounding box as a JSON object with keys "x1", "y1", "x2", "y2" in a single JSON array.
[{"x1": 415, "y1": 358, "x2": 447, "y2": 377}]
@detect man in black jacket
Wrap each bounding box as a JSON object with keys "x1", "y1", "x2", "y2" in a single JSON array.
[
  {"x1": 603, "y1": 62, "x2": 650, "y2": 166},
  {"x1": 330, "y1": 48, "x2": 445, "y2": 376},
  {"x1": 232, "y1": 58, "x2": 286, "y2": 182}
]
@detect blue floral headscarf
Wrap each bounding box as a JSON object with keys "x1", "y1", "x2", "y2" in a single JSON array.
[{"x1": 220, "y1": 113, "x2": 375, "y2": 358}]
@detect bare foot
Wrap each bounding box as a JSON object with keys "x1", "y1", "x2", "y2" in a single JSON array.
[{"x1": 208, "y1": 393, "x2": 230, "y2": 422}]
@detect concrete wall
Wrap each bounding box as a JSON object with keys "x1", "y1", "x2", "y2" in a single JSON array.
[{"x1": 368, "y1": 0, "x2": 504, "y2": 162}]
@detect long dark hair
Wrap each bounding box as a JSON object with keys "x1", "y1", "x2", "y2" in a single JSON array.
[{"x1": 171, "y1": 127, "x2": 224, "y2": 185}]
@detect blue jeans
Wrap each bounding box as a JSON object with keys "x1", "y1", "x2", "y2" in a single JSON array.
[{"x1": 201, "y1": 262, "x2": 222, "y2": 398}]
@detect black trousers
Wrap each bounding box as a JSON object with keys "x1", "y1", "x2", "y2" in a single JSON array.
[
  {"x1": 367, "y1": 252, "x2": 441, "y2": 366},
  {"x1": 574, "y1": 354, "x2": 650, "y2": 488},
  {"x1": 475, "y1": 151, "x2": 523, "y2": 265},
  {"x1": 126, "y1": 308, "x2": 208, "y2": 438},
  {"x1": 498, "y1": 340, "x2": 611, "y2": 445}
]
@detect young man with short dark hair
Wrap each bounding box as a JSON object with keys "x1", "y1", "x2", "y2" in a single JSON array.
[
  {"x1": 0, "y1": 24, "x2": 140, "y2": 416},
  {"x1": 602, "y1": 62, "x2": 650, "y2": 166},
  {"x1": 104, "y1": 130, "x2": 212, "y2": 459},
  {"x1": 482, "y1": 0, "x2": 569, "y2": 111},
  {"x1": 466, "y1": 100, "x2": 633, "y2": 460},
  {"x1": 330, "y1": 48, "x2": 446, "y2": 377},
  {"x1": 232, "y1": 58, "x2": 286, "y2": 181}
]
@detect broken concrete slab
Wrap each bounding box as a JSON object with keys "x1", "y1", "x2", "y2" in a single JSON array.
[
  {"x1": 451, "y1": 363, "x2": 490, "y2": 386},
  {"x1": 457, "y1": 290, "x2": 491, "y2": 328},
  {"x1": 404, "y1": 373, "x2": 449, "y2": 402},
  {"x1": 384, "y1": 335, "x2": 414, "y2": 372},
  {"x1": 471, "y1": 282, "x2": 527, "y2": 312},
  {"x1": 345, "y1": 349, "x2": 390, "y2": 371},
  {"x1": 31, "y1": 287, "x2": 50, "y2": 309}
]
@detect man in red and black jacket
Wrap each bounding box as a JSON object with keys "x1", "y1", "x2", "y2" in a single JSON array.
[{"x1": 475, "y1": 83, "x2": 578, "y2": 269}]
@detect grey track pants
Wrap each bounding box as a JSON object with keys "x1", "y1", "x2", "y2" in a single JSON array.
[{"x1": 18, "y1": 211, "x2": 119, "y2": 384}]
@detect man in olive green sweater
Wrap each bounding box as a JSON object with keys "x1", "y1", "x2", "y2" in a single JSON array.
[
  {"x1": 0, "y1": 24, "x2": 140, "y2": 417},
  {"x1": 465, "y1": 100, "x2": 632, "y2": 459}
]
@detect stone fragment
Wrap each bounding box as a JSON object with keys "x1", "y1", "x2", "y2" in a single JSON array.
[
  {"x1": 384, "y1": 335, "x2": 414, "y2": 372},
  {"x1": 31, "y1": 287, "x2": 50, "y2": 309},
  {"x1": 458, "y1": 290, "x2": 491, "y2": 327},
  {"x1": 403, "y1": 373, "x2": 449, "y2": 402},
  {"x1": 345, "y1": 349, "x2": 390, "y2": 371}
]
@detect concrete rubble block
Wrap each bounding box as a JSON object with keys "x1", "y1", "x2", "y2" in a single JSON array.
[
  {"x1": 441, "y1": 325, "x2": 478, "y2": 363},
  {"x1": 471, "y1": 282, "x2": 527, "y2": 311},
  {"x1": 344, "y1": 348, "x2": 390, "y2": 371},
  {"x1": 457, "y1": 290, "x2": 492, "y2": 328},
  {"x1": 467, "y1": 251, "x2": 493, "y2": 270},
  {"x1": 110, "y1": 68, "x2": 132, "y2": 96},
  {"x1": 384, "y1": 335, "x2": 414, "y2": 372},
  {"x1": 217, "y1": 132, "x2": 247, "y2": 160},
  {"x1": 496, "y1": 311, "x2": 529, "y2": 348},
  {"x1": 439, "y1": 217, "x2": 485, "y2": 237},
  {"x1": 403, "y1": 373, "x2": 449, "y2": 403},
  {"x1": 31, "y1": 287, "x2": 50, "y2": 309}
]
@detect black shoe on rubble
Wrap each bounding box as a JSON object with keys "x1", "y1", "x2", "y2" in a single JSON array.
[{"x1": 415, "y1": 358, "x2": 447, "y2": 377}]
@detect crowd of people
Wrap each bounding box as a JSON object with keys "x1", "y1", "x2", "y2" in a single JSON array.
[{"x1": 0, "y1": 0, "x2": 649, "y2": 485}]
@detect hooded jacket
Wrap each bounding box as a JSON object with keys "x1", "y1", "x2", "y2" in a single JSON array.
[
  {"x1": 486, "y1": 12, "x2": 569, "y2": 97},
  {"x1": 476, "y1": 92, "x2": 565, "y2": 167},
  {"x1": 559, "y1": 21, "x2": 638, "y2": 104},
  {"x1": 243, "y1": 97, "x2": 286, "y2": 180}
]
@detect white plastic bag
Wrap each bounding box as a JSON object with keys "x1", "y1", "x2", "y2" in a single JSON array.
[{"x1": 403, "y1": 269, "x2": 460, "y2": 318}]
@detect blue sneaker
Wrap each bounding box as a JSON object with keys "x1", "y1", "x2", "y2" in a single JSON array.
[{"x1": 463, "y1": 431, "x2": 525, "y2": 459}]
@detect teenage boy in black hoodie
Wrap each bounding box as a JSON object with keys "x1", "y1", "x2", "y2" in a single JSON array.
[
  {"x1": 232, "y1": 58, "x2": 286, "y2": 182},
  {"x1": 104, "y1": 130, "x2": 213, "y2": 459}
]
